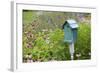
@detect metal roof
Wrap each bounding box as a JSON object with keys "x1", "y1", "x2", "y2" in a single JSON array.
[{"x1": 67, "y1": 20, "x2": 78, "y2": 29}]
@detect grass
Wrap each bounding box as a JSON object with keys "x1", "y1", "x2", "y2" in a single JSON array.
[{"x1": 23, "y1": 10, "x2": 37, "y2": 25}]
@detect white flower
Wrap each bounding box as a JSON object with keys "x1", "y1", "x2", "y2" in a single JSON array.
[
  {"x1": 25, "y1": 55, "x2": 29, "y2": 58},
  {"x1": 46, "y1": 39, "x2": 50, "y2": 44},
  {"x1": 76, "y1": 53, "x2": 81, "y2": 57},
  {"x1": 42, "y1": 29, "x2": 48, "y2": 32},
  {"x1": 28, "y1": 55, "x2": 32, "y2": 58},
  {"x1": 89, "y1": 52, "x2": 91, "y2": 56}
]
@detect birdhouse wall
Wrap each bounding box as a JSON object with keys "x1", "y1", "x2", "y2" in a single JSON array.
[{"x1": 64, "y1": 25, "x2": 73, "y2": 43}]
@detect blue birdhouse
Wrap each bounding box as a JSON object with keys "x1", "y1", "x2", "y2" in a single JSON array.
[{"x1": 63, "y1": 19, "x2": 78, "y2": 43}]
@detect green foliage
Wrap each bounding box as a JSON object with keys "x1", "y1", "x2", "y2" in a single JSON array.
[
  {"x1": 23, "y1": 28, "x2": 71, "y2": 62},
  {"x1": 75, "y1": 22, "x2": 91, "y2": 59},
  {"x1": 22, "y1": 10, "x2": 91, "y2": 62}
]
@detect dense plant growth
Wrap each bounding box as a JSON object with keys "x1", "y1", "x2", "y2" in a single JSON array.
[{"x1": 22, "y1": 10, "x2": 91, "y2": 62}]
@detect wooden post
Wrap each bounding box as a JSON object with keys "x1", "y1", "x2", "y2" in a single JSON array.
[{"x1": 69, "y1": 42, "x2": 74, "y2": 60}]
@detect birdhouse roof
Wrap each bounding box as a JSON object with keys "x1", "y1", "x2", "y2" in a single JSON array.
[{"x1": 66, "y1": 19, "x2": 78, "y2": 29}]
